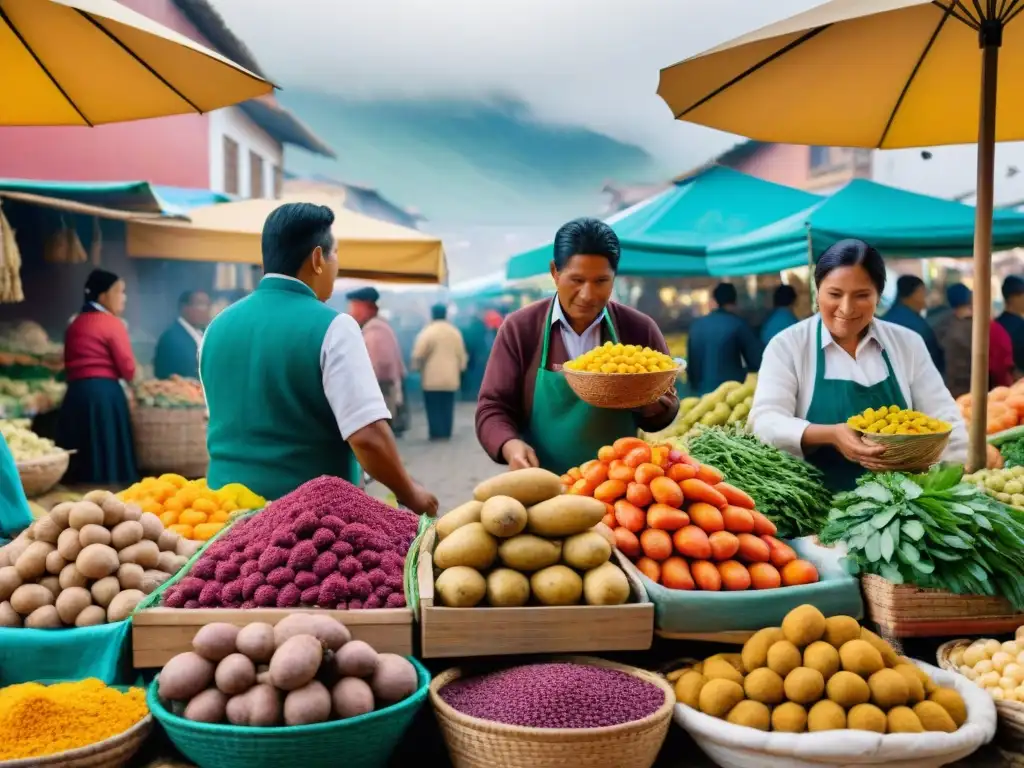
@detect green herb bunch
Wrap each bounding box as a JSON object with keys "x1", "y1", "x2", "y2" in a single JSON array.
[
  {"x1": 1001, "y1": 437, "x2": 1024, "y2": 468},
  {"x1": 820, "y1": 464, "x2": 1024, "y2": 610}
]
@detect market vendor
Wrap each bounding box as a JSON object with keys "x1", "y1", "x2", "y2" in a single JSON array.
[
  {"x1": 749, "y1": 239, "x2": 966, "y2": 492},
  {"x1": 475, "y1": 217, "x2": 679, "y2": 474},
  {"x1": 199, "y1": 202, "x2": 437, "y2": 515},
  {"x1": 154, "y1": 290, "x2": 209, "y2": 380},
  {"x1": 0, "y1": 434, "x2": 32, "y2": 541}
]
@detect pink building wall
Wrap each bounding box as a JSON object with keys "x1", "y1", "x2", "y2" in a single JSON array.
[{"x1": 729, "y1": 144, "x2": 813, "y2": 187}]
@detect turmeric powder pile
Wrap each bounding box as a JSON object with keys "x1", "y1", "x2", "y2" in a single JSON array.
[{"x1": 0, "y1": 678, "x2": 148, "y2": 760}]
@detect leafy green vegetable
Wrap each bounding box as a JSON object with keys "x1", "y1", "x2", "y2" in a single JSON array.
[
  {"x1": 1001, "y1": 437, "x2": 1024, "y2": 468},
  {"x1": 820, "y1": 465, "x2": 1024, "y2": 610}
]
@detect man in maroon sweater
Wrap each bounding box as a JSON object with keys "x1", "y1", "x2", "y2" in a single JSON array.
[{"x1": 476, "y1": 218, "x2": 679, "y2": 474}]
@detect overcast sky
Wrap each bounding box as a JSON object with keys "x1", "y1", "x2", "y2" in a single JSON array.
[{"x1": 207, "y1": 0, "x2": 821, "y2": 168}]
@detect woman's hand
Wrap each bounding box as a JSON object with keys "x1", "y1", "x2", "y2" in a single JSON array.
[
  {"x1": 501, "y1": 439, "x2": 539, "y2": 470},
  {"x1": 832, "y1": 424, "x2": 888, "y2": 469},
  {"x1": 398, "y1": 482, "x2": 439, "y2": 517},
  {"x1": 633, "y1": 394, "x2": 675, "y2": 419}
]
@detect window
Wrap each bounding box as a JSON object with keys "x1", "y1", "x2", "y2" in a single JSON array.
[
  {"x1": 273, "y1": 165, "x2": 283, "y2": 198},
  {"x1": 250, "y1": 151, "x2": 265, "y2": 198},
  {"x1": 809, "y1": 146, "x2": 831, "y2": 171},
  {"x1": 223, "y1": 137, "x2": 239, "y2": 195}
]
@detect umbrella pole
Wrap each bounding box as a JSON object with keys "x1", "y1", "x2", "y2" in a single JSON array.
[{"x1": 968, "y1": 31, "x2": 1000, "y2": 471}]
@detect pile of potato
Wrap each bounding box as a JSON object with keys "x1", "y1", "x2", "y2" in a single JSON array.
[
  {"x1": 433, "y1": 468, "x2": 632, "y2": 608},
  {"x1": 0, "y1": 491, "x2": 200, "y2": 628},
  {"x1": 159, "y1": 614, "x2": 419, "y2": 726},
  {"x1": 947, "y1": 636, "x2": 1024, "y2": 701},
  {"x1": 671, "y1": 604, "x2": 968, "y2": 734}
]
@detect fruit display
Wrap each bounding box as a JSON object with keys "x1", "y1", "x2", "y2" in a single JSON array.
[
  {"x1": 0, "y1": 419, "x2": 64, "y2": 462},
  {"x1": 0, "y1": 321, "x2": 63, "y2": 371},
  {"x1": 135, "y1": 376, "x2": 205, "y2": 409},
  {"x1": 958, "y1": 382, "x2": 1024, "y2": 434},
  {"x1": 964, "y1": 466, "x2": 1024, "y2": 510},
  {"x1": 431, "y1": 468, "x2": 632, "y2": 608},
  {"x1": 671, "y1": 604, "x2": 967, "y2": 734},
  {"x1": 947, "y1": 636, "x2": 1024, "y2": 702},
  {"x1": 563, "y1": 342, "x2": 677, "y2": 373},
  {"x1": 119, "y1": 475, "x2": 265, "y2": 542},
  {"x1": 157, "y1": 476, "x2": 416, "y2": 610},
  {"x1": 644, "y1": 377, "x2": 756, "y2": 444},
  {"x1": 847, "y1": 406, "x2": 950, "y2": 435},
  {"x1": 157, "y1": 615, "x2": 420, "y2": 726},
  {"x1": 0, "y1": 491, "x2": 200, "y2": 628},
  {"x1": 561, "y1": 438, "x2": 820, "y2": 592},
  {"x1": 0, "y1": 377, "x2": 65, "y2": 417}
]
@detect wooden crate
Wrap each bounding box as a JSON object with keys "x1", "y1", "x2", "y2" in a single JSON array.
[
  {"x1": 133, "y1": 606, "x2": 413, "y2": 667},
  {"x1": 417, "y1": 527, "x2": 654, "y2": 658}
]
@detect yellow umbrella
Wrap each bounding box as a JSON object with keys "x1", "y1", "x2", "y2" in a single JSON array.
[
  {"x1": 658, "y1": 0, "x2": 1021, "y2": 469},
  {"x1": 125, "y1": 195, "x2": 448, "y2": 284},
  {"x1": 0, "y1": 0, "x2": 272, "y2": 125}
]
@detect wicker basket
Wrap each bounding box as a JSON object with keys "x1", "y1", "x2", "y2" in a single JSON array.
[
  {"x1": 938, "y1": 638, "x2": 1024, "y2": 741},
  {"x1": 430, "y1": 656, "x2": 675, "y2": 768},
  {"x1": 132, "y1": 406, "x2": 208, "y2": 479},
  {"x1": 563, "y1": 368, "x2": 679, "y2": 410},
  {"x1": 0, "y1": 713, "x2": 152, "y2": 768},
  {"x1": 15, "y1": 450, "x2": 69, "y2": 497},
  {"x1": 853, "y1": 428, "x2": 951, "y2": 472}
]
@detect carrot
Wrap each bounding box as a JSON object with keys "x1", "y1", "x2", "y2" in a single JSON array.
[
  {"x1": 583, "y1": 462, "x2": 610, "y2": 486},
  {"x1": 613, "y1": 500, "x2": 647, "y2": 532},
  {"x1": 647, "y1": 503, "x2": 690, "y2": 531},
  {"x1": 650, "y1": 476, "x2": 684, "y2": 507},
  {"x1": 635, "y1": 556, "x2": 662, "y2": 583},
  {"x1": 695, "y1": 464, "x2": 724, "y2": 485},
  {"x1": 661, "y1": 557, "x2": 695, "y2": 590},
  {"x1": 613, "y1": 527, "x2": 641, "y2": 558},
  {"x1": 680, "y1": 479, "x2": 727, "y2": 508},
  {"x1": 673, "y1": 526, "x2": 711, "y2": 559},
  {"x1": 601, "y1": 510, "x2": 616, "y2": 529},
  {"x1": 640, "y1": 529, "x2": 673, "y2": 561},
  {"x1": 597, "y1": 445, "x2": 617, "y2": 463},
  {"x1": 569, "y1": 478, "x2": 596, "y2": 496},
  {"x1": 690, "y1": 561, "x2": 722, "y2": 591},
  {"x1": 626, "y1": 481, "x2": 654, "y2": 507},
  {"x1": 688, "y1": 502, "x2": 725, "y2": 533},
  {"x1": 721, "y1": 505, "x2": 755, "y2": 534},
  {"x1": 593, "y1": 479, "x2": 627, "y2": 504},
  {"x1": 715, "y1": 482, "x2": 756, "y2": 510},
  {"x1": 608, "y1": 462, "x2": 636, "y2": 483},
  {"x1": 750, "y1": 509, "x2": 778, "y2": 536},
  {"x1": 667, "y1": 463, "x2": 698, "y2": 483},
  {"x1": 623, "y1": 444, "x2": 653, "y2": 468},
  {"x1": 613, "y1": 437, "x2": 647, "y2": 458},
  {"x1": 634, "y1": 462, "x2": 665, "y2": 485}
]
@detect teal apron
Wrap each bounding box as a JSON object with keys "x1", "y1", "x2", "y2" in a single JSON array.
[
  {"x1": 804, "y1": 319, "x2": 907, "y2": 492},
  {"x1": 0, "y1": 434, "x2": 32, "y2": 541},
  {"x1": 523, "y1": 302, "x2": 638, "y2": 475}
]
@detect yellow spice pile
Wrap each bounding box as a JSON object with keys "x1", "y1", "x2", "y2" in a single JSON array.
[{"x1": 0, "y1": 678, "x2": 148, "y2": 760}]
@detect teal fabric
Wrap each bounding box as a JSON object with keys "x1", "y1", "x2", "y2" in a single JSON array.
[
  {"x1": 0, "y1": 434, "x2": 32, "y2": 538},
  {"x1": 0, "y1": 619, "x2": 132, "y2": 685},
  {"x1": 643, "y1": 538, "x2": 863, "y2": 634},
  {"x1": 760, "y1": 307, "x2": 799, "y2": 346},
  {"x1": 201, "y1": 276, "x2": 359, "y2": 501},
  {"x1": 686, "y1": 309, "x2": 762, "y2": 396}
]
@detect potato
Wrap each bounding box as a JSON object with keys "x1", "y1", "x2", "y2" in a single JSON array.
[
  {"x1": 0, "y1": 548, "x2": 8, "y2": 568},
  {"x1": 121, "y1": 503, "x2": 142, "y2": 522},
  {"x1": 497, "y1": 535, "x2": 562, "y2": 571},
  {"x1": 226, "y1": 684, "x2": 280, "y2": 727},
  {"x1": 528, "y1": 495, "x2": 607, "y2": 537},
  {"x1": 273, "y1": 613, "x2": 351, "y2": 651},
  {"x1": 5, "y1": 533, "x2": 30, "y2": 563},
  {"x1": 77, "y1": 544, "x2": 120, "y2": 579},
  {"x1": 139, "y1": 512, "x2": 164, "y2": 542},
  {"x1": 486, "y1": 568, "x2": 530, "y2": 607},
  {"x1": 16, "y1": 541, "x2": 55, "y2": 581},
  {"x1": 592, "y1": 522, "x2": 617, "y2": 550},
  {"x1": 159, "y1": 651, "x2": 216, "y2": 701},
  {"x1": 107, "y1": 589, "x2": 144, "y2": 623},
  {"x1": 583, "y1": 561, "x2": 631, "y2": 606},
  {"x1": 157, "y1": 551, "x2": 186, "y2": 574},
  {"x1": 176, "y1": 538, "x2": 201, "y2": 558},
  {"x1": 38, "y1": 576, "x2": 60, "y2": 599},
  {"x1": 436, "y1": 500, "x2": 483, "y2": 540},
  {"x1": 25, "y1": 605, "x2": 62, "y2": 628},
  {"x1": 141, "y1": 570, "x2": 172, "y2": 594},
  {"x1": 370, "y1": 654, "x2": 418, "y2": 703},
  {"x1": 0, "y1": 566, "x2": 22, "y2": 601},
  {"x1": 333, "y1": 640, "x2": 379, "y2": 678},
  {"x1": 480, "y1": 496, "x2": 528, "y2": 538},
  {"x1": 110, "y1": 521, "x2": 143, "y2": 551},
  {"x1": 434, "y1": 566, "x2": 487, "y2": 607},
  {"x1": 236, "y1": 622, "x2": 277, "y2": 663},
  {"x1": 68, "y1": 501, "x2": 104, "y2": 530},
  {"x1": 120, "y1": 540, "x2": 160, "y2": 569},
  {"x1": 75, "y1": 605, "x2": 107, "y2": 627},
  {"x1": 101, "y1": 497, "x2": 126, "y2": 527},
  {"x1": 473, "y1": 468, "x2": 563, "y2": 505},
  {"x1": 90, "y1": 576, "x2": 121, "y2": 608},
  {"x1": 44, "y1": 549, "x2": 67, "y2": 576},
  {"x1": 269, "y1": 635, "x2": 323, "y2": 691},
  {"x1": 117, "y1": 563, "x2": 144, "y2": 591},
  {"x1": 0, "y1": 601, "x2": 21, "y2": 628},
  {"x1": 31, "y1": 516, "x2": 61, "y2": 544},
  {"x1": 530, "y1": 565, "x2": 584, "y2": 606},
  {"x1": 56, "y1": 586, "x2": 93, "y2": 625},
  {"x1": 184, "y1": 688, "x2": 229, "y2": 723},
  {"x1": 562, "y1": 531, "x2": 612, "y2": 570},
  {"x1": 194, "y1": 623, "x2": 240, "y2": 661},
  {"x1": 56, "y1": 527, "x2": 83, "y2": 561},
  {"x1": 157, "y1": 529, "x2": 181, "y2": 553},
  {"x1": 433, "y1": 523, "x2": 498, "y2": 570},
  {"x1": 10, "y1": 583, "x2": 54, "y2": 615},
  {"x1": 83, "y1": 489, "x2": 114, "y2": 505},
  {"x1": 79, "y1": 524, "x2": 111, "y2": 548},
  {"x1": 332, "y1": 676, "x2": 375, "y2": 719},
  {"x1": 59, "y1": 563, "x2": 89, "y2": 590},
  {"x1": 284, "y1": 680, "x2": 332, "y2": 725},
  {"x1": 49, "y1": 502, "x2": 74, "y2": 529},
  {"x1": 216, "y1": 653, "x2": 257, "y2": 695}
]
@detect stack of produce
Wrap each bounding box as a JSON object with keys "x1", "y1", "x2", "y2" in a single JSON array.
[
  {"x1": 946, "y1": 636, "x2": 1024, "y2": 702},
  {"x1": 159, "y1": 476, "x2": 416, "y2": 610},
  {"x1": 0, "y1": 679, "x2": 148, "y2": 761},
  {"x1": 0, "y1": 321, "x2": 63, "y2": 371},
  {"x1": 846, "y1": 406, "x2": 951, "y2": 435},
  {"x1": 0, "y1": 377, "x2": 65, "y2": 417},
  {"x1": 688, "y1": 426, "x2": 831, "y2": 538},
  {"x1": 562, "y1": 438, "x2": 819, "y2": 592},
  {"x1": 158, "y1": 615, "x2": 419, "y2": 726},
  {"x1": 0, "y1": 491, "x2": 199, "y2": 628},
  {"x1": 822, "y1": 465, "x2": 1024, "y2": 610},
  {"x1": 958, "y1": 384, "x2": 1024, "y2": 434},
  {"x1": 643, "y1": 377, "x2": 756, "y2": 444},
  {"x1": 673, "y1": 604, "x2": 966, "y2": 733},
  {"x1": 0, "y1": 419, "x2": 64, "y2": 462},
  {"x1": 433, "y1": 468, "x2": 632, "y2": 608},
  {"x1": 963, "y1": 466, "x2": 1024, "y2": 510},
  {"x1": 563, "y1": 342, "x2": 677, "y2": 373},
  {"x1": 135, "y1": 376, "x2": 205, "y2": 409},
  {"x1": 119, "y1": 475, "x2": 265, "y2": 541}
]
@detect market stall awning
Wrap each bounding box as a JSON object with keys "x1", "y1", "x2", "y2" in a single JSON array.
[
  {"x1": 0, "y1": 179, "x2": 213, "y2": 216},
  {"x1": 125, "y1": 195, "x2": 447, "y2": 283}
]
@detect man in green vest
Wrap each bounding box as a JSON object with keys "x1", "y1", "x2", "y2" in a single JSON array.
[{"x1": 199, "y1": 202, "x2": 438, "y2": 515}]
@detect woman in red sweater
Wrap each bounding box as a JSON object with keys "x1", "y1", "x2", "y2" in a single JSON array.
[{"x1": 58, "y1": 269, "x2": 139, "y2": 485}]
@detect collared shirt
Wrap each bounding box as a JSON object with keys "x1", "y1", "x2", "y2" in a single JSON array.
[
  {"x1": 551, "y1": 300, "x2": 606, "y2": 361},
  {"x1": 750, "y1": 315, "x2": 966, "y2": 463},
  {"x1": 177, "y1": 317, "x2": 204, "y2": 347},
  {"x1": 883, "y1": 301, "x2": 945, "y2": 374}
]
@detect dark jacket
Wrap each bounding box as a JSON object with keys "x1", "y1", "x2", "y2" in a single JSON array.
[
  {"x1": 687, "y1": 309, "x2": 762, "y2": 396},
  {"x1": 760, "y1": 307, "x2": 798, "y2": 346},
  {"x1": 883, "y1": 302, "x2": 945, "y2": 375},
  {"x1": 154, "y1": 320, "x2": 200, "y2": 380},
  {"x1": 998, "y1": 311, "x2": 1024, "y2": 375}
]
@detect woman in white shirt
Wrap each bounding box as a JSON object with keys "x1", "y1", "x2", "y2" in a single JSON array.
[{"x1": 750, "y1": 239, "x2": 966, "y2": 492}]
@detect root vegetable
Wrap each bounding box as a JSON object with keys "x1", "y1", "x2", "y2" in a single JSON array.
[
  {"x1": 473, "y1": 468, "x2": 563, "y2": 505},
  {"x1": 56, "y1": 528, "x2": 83, "y2": 561},
  {"x1": 526, "y1": 496, "x2": 606, "y2": 537},
  {"x1": 283, "y1": 680, "x2": 332, "y2": 725},
  {"x1": 78, "y1": 524, "x2": 112, "y2": 548},
  {"x1": 486, "y1": 568, "x2": 530, "y2": 607},
  {"x1": 76, "y1": 544, "x2": 120, "y2": 579},
  {"x1": 176, "y1": 538, "x2": 201, "y2": 558},
  {"x1": 562, "y1": 531, "x2": 612, "y2": 570},
  {"x1": 117, "y1": 563, "x2": 144, "y2": 591},
  {"x1": 90, "y1": 576, "x2": 121, "y2": 608},
  {"x1": 480, "y1": 496, "x2": 528, "y2": 538},
  {"x1": 184, "y1": 689, "x2": 229, "y2": 723},
  {"x1": 216, "y1": 653, "x2": 257, "y2": 695},
  {"x1": 582, "y1": 561, "x2": 630, "y2": 606},
  {"x1": 110, "y1": 521, "x2": 144, "y2": 551},
  {"x1": 333, "y1": 640, "x2": 379, "y2": 678},
  {"x1": 160, "y1": 651, "x2": 216, "y2": 701},
  {"x1": 0, "y1": 566, "x2": 22, "y2": 601},
  {"x1": 58, "y1": 564, "x2": 88, "y2": 590},
  {"x1": 436, "y1": 501, "x2": 483, "y2": 540},
  {"x1": 139, "y1": 512, "x2": 165, "y2": 542},
  {"x1": 157, "y1": 551, "x2": 186, "y2": 574},
  {"x1": 118, "y1": 540, "x2": 159, "y2": 569},
  {"x1": 107, "y1": 589, "x2": 144, "y2": 622},
  {"x1": 496, "y1": 535, "x2": 562, "y2": 572},
  {"x1": 269, "y1": 635, "x2": 323, "y2": 691},
  {"x1": 25, "y1": 605, "x2": 61, "y2": 628},
  {"x1": 121, "y1": 503, "x2": 142, "y2": 522},
  {"x1": 435, "y1": 566, "x2": 486, "y2": 607},
  {"x1": 32, "y1": 516, "x2": 61, "y2": 544},
  {"x1": 272, "y1": 613, "x2": 351, "y2": 651},
  {"x1": 530, "y1": 565, "x2": 583, "y2": 606},
  {"x1": 56, "y1": 587, "x2": 92, "y2": 624},
  {"x1": 16, "y1": 541, "x2": 54, "y2": 581},
  {"x1": 141, "y1": 570, "x2": 171, "y2": 593},
  {"x1": 370, "y1": 654, "x2": 418, "y2": 703},
  {"x1": 44, "y1": 549, "x2": 66, "y2": 576},
  {"x1": 49, "y1": 502, "x2": 74, "y2": 529},
  {"x1": 226, "y1": 684, "x2": 280, "y2": 727},
  {"x1": 0, "y1": 601, "x2": 20, "y2": 627},
  {"x1": 68, "y1": 501, "x2": 104, "y2": 530},
  {"x1": 193, "y1": 623, "x2": 240, "y2": 661},
  {"x1": 75, "y1": 605, "x2": 107, "y2": 627},
  {"x1": 236, "y1": 622, "x2": 276, "y2": 663},
  {"x1": 100, "y1": 497, "x2": 126, "y2": 527},
  {"x1": 433, "y1": 523, "x2": 498, "y2": 570},
  {"x1": 38, "y1": 576, "x2": 60, "y2": 598},
  {"x1": 158, "y1": 529, "x2": 181, "y2": 553},
  {"x1": 10, "y1": 583, "x2": 53, "y2": 615},
  {"x1": 332, "y1": 676, "x2": 375, "y2": 719}
]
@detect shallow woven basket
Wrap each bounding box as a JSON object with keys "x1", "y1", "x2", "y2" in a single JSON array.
[
  {"x1": 853, "y1": 428, "x2": 951, "y2": 472},
  {"x1": 429, "y1": 656, "x2": 675, "y2": 768},
  {"x1": 132, "y1": 406, "x2": 208, "y2": 478},
  {"x1": 0, "y1": 713, "x2": 152, "y2": 768},
  {"x1": 938, "y1": 639, "x2": 1024, "y2": 741},
  {"x1": 15, "y1": 450, "x2": 69, "y2": 497},
  {"x1": 563, "y1": 368, "x2": 680, "y2": 410}
]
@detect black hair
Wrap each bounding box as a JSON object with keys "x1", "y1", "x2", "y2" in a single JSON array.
[
  {"x1": 773, "y1": 284, "x2": 797, "y2": 308},
  {"x1": 431, "y1": 303, "x2": 447, "y2": 320},
  {"x1": 84, "y1": 269, "x2": 119, "y2": 302},
  {"x1": 814, "y1": 238, "x2": 886, "y2": 295},
  {"x1": 552, "y1": 217, "x2": 620, "y2": 272},
  {"x1": 896, "y1": 275, "x2": 925, "y2": 299},
  {"x1": 712, "y1": 282, "x2": 738, "y2": 307},
  {"x1": 1003, "y1": 275, "x2": 1024, "y2": 300},
  {"x1": 178, "y1": 290, "x2": 207, "y2": 309},
  {"x1": 261, "y1": 202, "x2": 335, "y2": 277}
]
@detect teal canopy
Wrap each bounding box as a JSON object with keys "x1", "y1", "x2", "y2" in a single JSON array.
[
  {"x1": 0, "y1": 179, "x2": 231, "y2": 217},
  {"x1": 505, "y1": 167, "x2": 822, "y2": 279}
]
